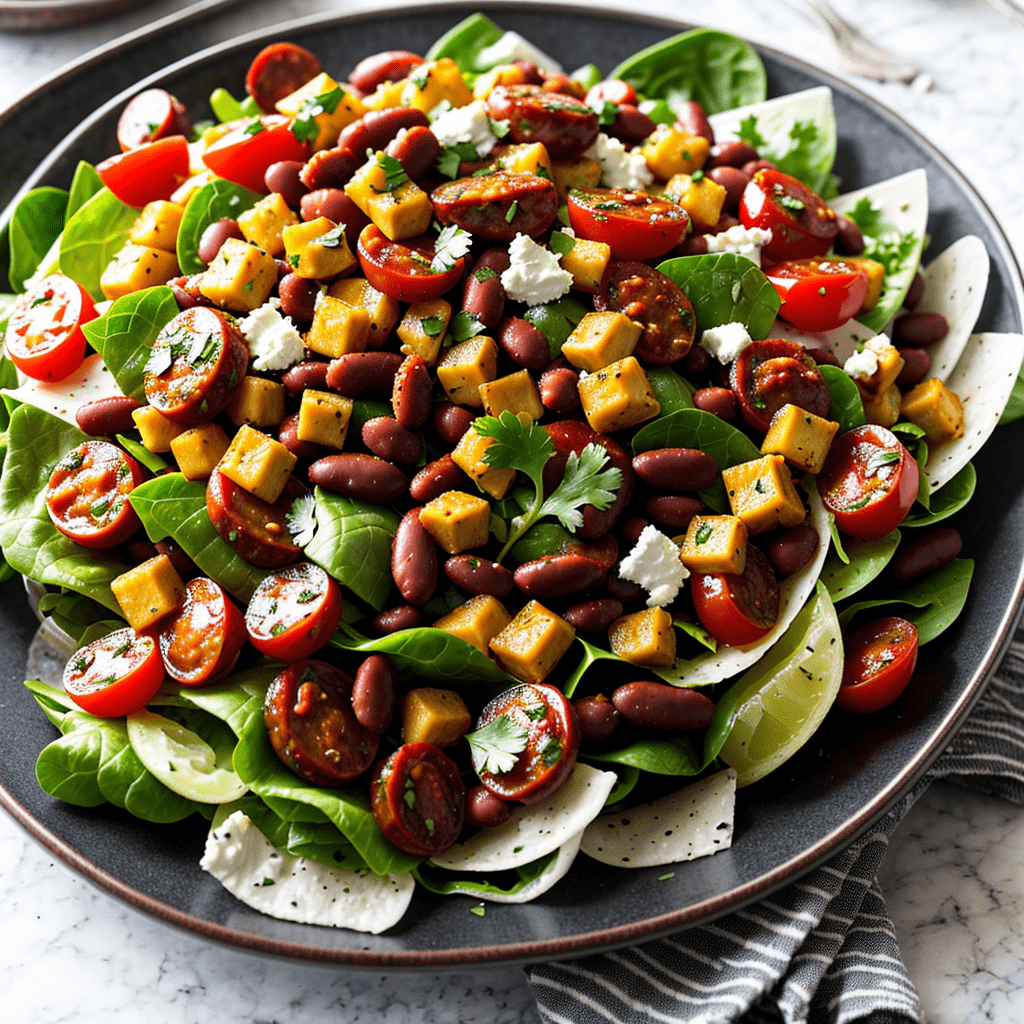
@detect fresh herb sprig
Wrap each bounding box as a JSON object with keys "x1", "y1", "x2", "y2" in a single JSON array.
[
  {"x1": 431, "y1": 224, "x2": 473, "y2": 273},
  {"x1": 466, "y1": 716, "x2": 528, "y2": 775}
]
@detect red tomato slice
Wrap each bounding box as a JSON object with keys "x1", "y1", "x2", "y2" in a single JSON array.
[
  {"x1": 46, "y1": 440, "x2": 143, "y2": 549},
  {"x1": 738, "y1": 168, "x2": 839, "y2": 263},
  {"x1": 357, "y1": 224, "x2": 465, "y2": 302},
  {"x1": 158, "y1": 578, "x2": 246, "y2": 686},
  {"x1": 691, "y1": 543, "x2": 780, "y2": 647},
  {"x1": 567, "y1": 186, "x2": 688, "y2": 260},
  {"x1": 117, "y1": 88, "x2": 191, "y2": 152},
  {"x1": 245, "y1": 562, "x2": 343, "y2": 662},
  {"x1": 63, "y1": 627, "x2": 165, "y2": 717},
  {"x1": 245, "y1": 42, "x2": 322, "y2": 114},
  {"x1": 202, "y1": 115, "x2": 310, "y2": 193},
  {"x1": 96, "y1": 135, "x2": 190, "y2": 208},
  {"x1": 585, "y1": 79, "x2": 638, "y2": 107},
  {"x1": 768, "y1": 257, "x2": 869, "y2": 332},
  {"x1": 838, "y1": 616, "x2": 919, "y2": 713},
  {"x1": 5, "y1": 273, "x2": 96, "y2": 382},
  {"x1": 818, "y1": 425, "x2": 920, "y2": 541}
]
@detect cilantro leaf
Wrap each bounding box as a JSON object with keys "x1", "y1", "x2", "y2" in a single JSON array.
[
  {"x1": 436, "y1": 141, "x2": 480, "y2": 179},
  {"x1": 287, "y1": 493, "x2": 317, "y2": 547},
  {"x1": 450, "y1": 309, "x2": 485, "y2": 343},
  {"x1": 591, "y1": 100, "x2": 618, "y2": 126},
  {"x1": 736, "y1": 114, "x2": 766, "y2": 151},
  {"x1": 548, "y1": 231, "x2": 576, "y2": 258},
  {"x1": 466, "y1": 715, "x2": 529, "y2": 775},
  {"x1": 844, "y1": 196, "x2": 885, "y2": 237},
  {"x1": 311, "y1": 224, "x2": 347, "y2": 248},
  {"x1": 431, "y1": 224, "x2": 473, "y2": 273},
  {"x1": 538, "y1": 443, "x2": 621, "y2": 532},
  {"x1": 489, "y1": 117, "x2": 510, "y2": 139},
  {"x1": 373, "y1": 151, "x2": 409, "y2": 193}
]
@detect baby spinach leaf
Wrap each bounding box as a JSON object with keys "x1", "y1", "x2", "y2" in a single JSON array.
[
  {"x1": 116, "y1": 434, "x2": 171, "y2": 474},
  {"x1": 609, "y1": 29, "x2": 766, "y2": 115},
  {"x1": 25, "y1": 677, "x2": 78, "y2": 729},
  {"x1": 66, "y1": 161, "x2": 104, "y2": 223},
  {"x1": 657, "y1": 253, "x2": 780, "y2": 340},
  {"x1": 584, "y1": 736, "x2": 703, "y2": 776},
  {"x1": 414, "y1": 850, "x2": 560, "y2": 897},
  {"x1": 562, "y1": 637, "x2": 631, "y2": 698},
  {"x1": 35, "y1": 727, "x2": 107, "y2": 807},
  {"x1": 999, "y1": 365, "x2": 1024, "y2": 426},
  {"x1": 177, "y1": 179, "x2": 262, "y2": 275},
  {"x1": 819, "y1": 364, "x2": 866, "y2": 433},
  {"x1": 37, "y1": 589, "x2": 119, "y2": 643},
  {"x1": 523, "y1": 295, "x2": 590, "y2": 360},
  {"x1": 901, "y1": 463, "x2": 976, "y2": 528},
  {"x1": 81, "y1": 286, "x2": 179, "y2": 401},
  {"x1": 820, "y1": 529, "x2": 900, "y2": 603},
  {"x1": 8, "y1": 186, "x2": 68, "y2": 292},
  {"x1": 646, "y1": 366, "x2": 696, "y2": 418},
  {"x1": 425, "y1": 12, "x2": 506, "y2": 73},
  {"x1": 59, "y1": 187, "x2": 137, "y2": 300}
]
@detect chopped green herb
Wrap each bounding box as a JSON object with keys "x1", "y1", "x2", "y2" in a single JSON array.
[
  {"x1": 466, "y1": 715, "x2": 529, "y2": 775},
  {"x1": 243, "y1": 120, "x2": 266, "y2": 137},
  {"x1": 505, "y1": 200, "x2": 519, "y2": 223},
  {"x1": 779, "y1": 195, "x2": 805, "y2": 212},
  {"x1": 420, "y1": 314, "x2": 446, "y2": 337},
  {"x1": 470, "y1": 905, "x2": 485, "y2": 917},
  {"x1": 311, "y1": 224, "x2": 347, "y2": 248},
  {"x1": 475, "y1": 266, "x2": 499, "y2": 283},
  {"x1": 431, "y1": 224, "x2": 473, "y2": 273},
  {"x1": 548, "y1": 231, "x2": 576, "y2": 257},
  {"x1": 695, "y1": 522, "x2": 714, "y2": 544},
  {"x1": 374, "y1": 151, "x2": 409, "y2": 193}
]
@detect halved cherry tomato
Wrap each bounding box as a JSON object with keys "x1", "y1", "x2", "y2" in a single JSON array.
[
  {"x1": 567, "y1": 186, "x2": 689, "y2": 260},
  {"x1": 691, "y1": 543, "x2": 780, "y2": 647},
  {"x1": 46, "y1": 440, "x2": 143, "y2": 549},
  {"x1": 473, "y1": 682, "x2": 579, "y2": 805},
  {"x1": 96, "y1": 135, "x2": 190, "y2": 207},
  {"x1": 5, "y1": 273, "x2": 96, "y2": 382},
  {"x1": 838, "y1": 616, "x2": 919, "y2": 713},
  {"x1": 585, "y1": 79, "x2": 637, "y2": 107},
  {"x1": 63, "y1": 627, "x2": 164, "y2": 717},
  {"x1": 739, "y1": 168, "x2": 838, "y2": 263},
  {"x1": 202, "y1": 115, "x2": 310, "y2": 193},
  {"x1": 818, "y1": 425, "x2": 920, "y2": 541},
  {"x1": 768, "y1": 257, "x2": 869, "y2": 332},
  {"x1": 357, "y1": 224, "x2": 466, "y2": 302},
  {"x1": 117, "y1": 88, "x2": 191, "y2": 151},
  {"x1": 158, "y1": 578, "x2": 246, "y2": 686},
  {"x1": 245, "y1": 42, "x2": 322, "y2": 114},
  {"x1": 245, "y1": 562, "x2": 343, "y2": 662}
]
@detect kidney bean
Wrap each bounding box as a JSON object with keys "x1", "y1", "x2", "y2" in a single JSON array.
[
  {"x1": 572, "y1": 694, "x2": 621, "y2": 743},
  {"x1": 299, "y1": 145, "x2": 361, "y2": 191},
  {"x1": 341, "y1": 107, "x2": 429, "y2": 157},
  {"x1": 308, "y1": 453, "x2": 409, "y2": 503},
  {"x1": 281, "y1": 360, "x2": 329, "y2": 396},
  {"x1": 465, "y1": 785, "x2": 511, "y2": 829},
  {"x1": 710, "y1": 140, "x2": 758, "y2": 168},
  {"x1": 514, "y1": 554, "x2": 607, "y2": 599},
  {"x1": 645, "y1": 495, "x2": 703, "y2": 531},
  {"x1": 168, "y1": 276, "x2": 207, "y2": 310},
  {"x1": 431, "y1": 401, "x2": 474, "y2": 445},
  {"x1": 351, "y1": 654, "x2": 397, "y2": 734},
  {"x1": 348, "y1": 50, "x2": 424, "y2": 95},
  {"x1": 462, "y1": 248, "x2": 510, "y2": 329},
  {"x1": 633, "y1": 448, "x2": 720, "y2": 492},
  {"x1": 498, "y1": 316, "x2": 551, "y2": 370},
  {"x1": 609, "y1": 103, "x2": 656, "y2": 143},
  {"x1": 74, "y1": 395, "x2": 142, "y2": 436},
  {"x1": 833, "y1": 212, "x2": 865, "y2": 256},
  {"x1": 409, "y1": 454, "x2": 470, "y2": 503},
  {"x1": 619, "y1": 516, "x2": 649, "y2": 546},
  {"x1": 682, "y1": 344, "x2": 711, "y2": 374},
  {"x1": 362, "y1": 416, "x2": 423, "y2": 465},
  {"x1": 766, "y1": 522, "x2": 820, "y2": 577},
  {"x1": 126, "y1": 537, "x2": 159, "y2": 564},
  {"x1": 197, "y1": 218, "x2": 242, "y2": 265},
  {"x1": 892, "y1": 527, "x2": 962, "y2": 582},
  {"x1": 373, "y1": 604, "x2": 424, "y2": 634},
  {"x1": 706, "y1": 166, "x2": 749, "y2": 212},
  {"x1": 391, "y1": 507, "x2": 438, "y2": 605},
  {"x1": 612, "y1": 681, "x2": 715, "y2": 732},
  {"x1": 675, "y1": 100, "x2": 714, "y2": 144},
  {"x1": 278, "y1": 273, "x2": 319, "y2": 322},
  {"x1": 539, "y1": 362, "x2": 580, "y2": 413},
  {"x1": 444, "y1": 554, "x2": 515, "y2": 597},
  {"x1": 605, "y1": 571, "x2": 643, "y2": 603},
  {"x1": 391, "y1": 353, "x2": 432, "y2": 429},
  {"x1": 386, "y1": 124, "x2": 442, "y2": 180},
  {"x1": 277, "y1": 410, "x2": 326, "y2": 460},
  {"x1": 904, "y1": 271, "x2": 926, "y2": 310},
  {"x1": 893, "y1": 311, "x2": 949, "y2": 348},
  {"x1": 563, "y1": 599, "x2": 623, "y2": 634},
  {"x1": 326, "y1": 351, "x2": 403, "y2": 396},
  {"x1": 300, "y1": 188, "x2": 369, "y2": 246},
  {"x1": 264, "y1": 160, "x2": 307, "y2": 209},
  {"x1": 692, "y1": 386, "x2": 736, "y2": 421},
  {"x1": 676, "y1": 234, "x2": 709, "y2": 257},
  {"x1": 742, "y1": 158, "x2": 775, "y2": 177},
  {"x1": 896, "y1": 347, "x2": 931, "y2": 390},
  {"x1": 155, "y1": 538, "x2": 199, "y2": 580}
]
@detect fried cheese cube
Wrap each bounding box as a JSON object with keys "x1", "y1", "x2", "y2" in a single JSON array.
[
  {"x1": 111, "y1": 555, "x2": 185, "y2": 631},
  {"x1": 419, "y1": 490, "x2": 491, "y2": 554},
  {"x1": 607, "y1": 607, "x2": 676, "y2": 667},
  {"x1": 217, "y1": 424, "x2": 297, "y2": 504},
  {"x1": 721, "y1": 455, "x2": 805, "y2": 534},
  {"x1": 577, "y1": 356, "x2": 660, "y2": 433},
  {"x1": 451, "y1": 425, "x2": 516, "y2": 499},
  {"x1": 489, "y1": 601, "x2": 575, "y2": 684},
  {"x1": 198, "y1": 237, "x2": 277, "y2": 312},
  {"x1": 562, "y1": 311, "x2": 642, "y2": 372},
  {"x1": 434, "y1": 594, "x2": 513, "y2": 655},
  {"x1": 679, "y1": 515, "x2": 748, "y2": 575},
  {"x1": 169, "y1": 423, "x2": 231, "y2": 480},
  {"x1": 761, "y1": 404, "x2": 840, "y2": 474},
  {"x1": 900, "y1": 378, "x2": 966, "y2": 444}
]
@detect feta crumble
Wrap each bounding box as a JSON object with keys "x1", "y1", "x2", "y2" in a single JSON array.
[
  {"x1": 500, "y1": 233, "x2": 573, "y2": 304},
  {"x1": 239, "y1": 304, "x2": 305, "y2": 372},
  {"x1": 700, "y1": 322, "x2": 752, "y2": 365},
  {"x1": 476, "y1": 30, "x2": 564, "y2": 73},
  {"x1": 843, "y1": 334, "x2": 895, "y2": 381},
  {"x1": 705, "y1": 225, "x2": 773, "y2": 266},
  {"x1": 618, "y1": 525, "x2": 689, "y2": 608},
  {"x1": 430, "y1": 99, "x2": 497, "y2": 158},
  {"x1": 583, "y1": 133, "x2": 654, "y2": 191}
]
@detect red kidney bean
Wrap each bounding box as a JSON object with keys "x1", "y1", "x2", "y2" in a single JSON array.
[
  {"x1": 710, "y1": 140, "x2": 758, "y2": 168},
  {"x1": 609, "y1": 103, "x2": 656, "y2": 143},
  {"x1": 539, "y1": 362, "x2": 580, "y2": 413},
  {"x1": 340, "y1": 107, "x2": 430, "y2": 156},
  {"x1": 444, "y1": 554, "x2": 515, "y2": 597},
  {"x1": 692, "y1": 386, "x2": 736, "y2": 421},
  {"x1": 281, "y1": 360, "x2": 329, "y2": 396},
  {"x1": 804, "y1": 346, "x2": 840, "y2": 368},
  {"x1": 742, "y1": 158, "x2": 775, "y2": 177},
  {"x1": 386, "y1": 124, "x2": 442, "y2": 180},
  {"x1": 277, "y1": 410, "x2": 327, "y2": 460},
  {"x1": 572, "y1": 694, "x2": 621, "y2": 743},
  {"x1": 308, "y1": 453, "x2": 409, "y2": 503},
  {"x1": 605, "y1": 571, "x2": 643, "y2": 603},
  {"x1": 264, "y1": 160, "x2": 307, "y2": 209},
  {"x1": 633, "y1": 448, "x2": 719, "y2": 492},
  {"x1": 833, "y1": 213, "x2": 865, "y2": 257},
  {"x1": 168, "y1": 276, "x2": 208, "y2": 310},
  {"x1": 391, "y1": 507, "x2": 438, "y2": 605},
  {"x1": 612, "y1": 681, "x2": 715, "y2": 732},
  {"x1": 675, "y1": 100, "x2": 714, "y2": 144},
  {"x1": 299, "y1": 145, "x2": 360, "y2": 191},
  {"x1": 155, "y1": 538, "x2": 199, "y2": 580},
  {"x1": 462, "y1": 248, "x2": 510, "y2": 329},
  {"x1": 373, "y1": 604, "x2": 424, "y2": 635},
  {"x1": 74, "y1": 395, "x2": 142, "y2": 436},
  {"x1": 351, "y1": 654, "x2": 397, "y2": 734},
  {"x1": 896, "y1": 347, "x2": 931, "y2": 390},
  {"x1": 514, "y1": 554, "x2": 607, "y2": 599},
  {"x1": 645, "y1": 495, "x2": 703, "y2": 531},
  {"x1": 197, "y1": 218, "x2": 242, "y2": 265},
  {"x1": 348, "y1": 50, "x2": 424, "y2": 95},
  {"x1": 563, "y1": 599, "x2": 623, "y2": 634},
  {"x1": 409, "y1": 454, "x2": 471, "y2": 503},
  {"x1": 892, "y1": 527, "x2": 962, "y2": 582},
  {"x1": 682, "y1": 344, "x2": 711, "y2": 374},
  {"x1": 465, "y1": 785, "x2": 512, "y2": 829},
  {"x1": 893, "y1": 311, "x2": 949, "y2": 348},
  {"x1": 431, "y1": 401, "x2": 473, "y2": 445},
  {"x1": 676, "y1": 234, "x2": 709, "y2": 257},
  {"x1": 362, "y1": 416, "x2": 423, "y2": 465},
  {"x1": 904, "y1": 271, "x2": 926, "y2": 310},
  {"x1": 619, "y1": 516, "x2": 649, "y2": 546},
  {"x1": 711, "y1": 363, "x2": 732, "y2": 389},
  {"x1": 300, "y1": 188, "x2": 369, "y2": 246},
  {"x1": 326, "y1": 351, "x2": 403, "y2": 396},
  {"x1": 706, "y1": 166, "x2": 749, "y2": 212},
  {"x1": 278, "y1": 273, "x2": 319, "y2": 322},
  {"x1": 766, "y1": 522, "x2": 820, "y2": 577},
  {"x1": 391, "y1": 353, "x2": 432, "y2": 429},
  {"x1": 126, "y1": 537, "x2": 159, "y2": 564}
]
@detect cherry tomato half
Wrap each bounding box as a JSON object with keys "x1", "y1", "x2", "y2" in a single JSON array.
[
  {"x1": 117, "y1": 88, "x2": 191, "y2": 152},
  {"x1": 63, "y1": 627, "x2": 165, "y2": 717},
  {"x1": 739, "y1": 168, "x2": 838, "y2": 263},
  {"x1": 245, "y1": 562, "x2": 343, "y2": 662},
  {"x1": 159, "y1": 578, "x2": 246, "y2": 686},
  {"x1": 46, "y1": 440, "x2": 144, "y2": 549},
  {"x1": 768, "y1": 257, "x2": 869, "y2": 332},
  {"x1": 96, "y1": 135, "x2": 190, "y2": 208},
  {"x1": 245, "y1": 42, "x2": 322, "y2": 114},
  {"x1": 691, "y1": 543, "x2": 780, "y2": 647},
  {"x1": 5, "y1": 273, "x2": 96, "y2": 382},
  {"x1": 838, "y1": 616, "x2": 919, "y2": 713},
  {"x1": 818, "y1": 425, "x2": 920, "y2": 541},
  {"x1": 567, "y1": 186, "x2": 689, "y2": 261},
  {"x1": 202, "y1": 115, "x2": 310, "y2": 193},
  {"x1": 357, "y1": 224, "x2": 466, "y2": 302}
]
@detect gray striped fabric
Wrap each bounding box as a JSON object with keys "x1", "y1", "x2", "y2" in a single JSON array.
[{"x1": 526, "y1": 631, "x2": 1024, "y2": 1024}]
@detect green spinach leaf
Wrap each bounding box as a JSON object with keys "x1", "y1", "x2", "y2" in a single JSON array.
[
  {"x1": 901, "y1": 463, "x2": 976, "y2": 528},
  {"x1": 9, "y1": 187, "x2": 68, "y2": 292},
  {"x1": 415, "y1": 851, "x2": 560, "y2": 896},
  {"x1": 999, "y1": 365, "x2": 1024, "y2": 426},
  {"x1": 584, "y1": 736, "x2": 703, "y2": 776},
  {"x1": 562, "y1": 637, "x2": 632, "y2": 698},
  {"x1": 66, "y1": 162, "x2": 104, "y2": 223},
  {"x1": 646, "y1": 366, "x2": 696, "y2": 418},
  {"x1": 820, "y1": 529, "x2": 900, "y2": 603},
  {"x1": 425, "y1": 12, "x2": 506, "y2": 73},
  {"x1": 177, "y1": 179, "x2": 262, "y2": 275},
  {"x1": 819, "y1": 364, "x2": 866, "y2": 433},
  {"x1": 523, "y1": 295, "x2": 590, "y2": 360},
  {"x1": 59, "y1": 187, "x2": 137, "y2": 300}
]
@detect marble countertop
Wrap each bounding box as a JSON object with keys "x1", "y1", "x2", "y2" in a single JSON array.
[{"x1": 1, "y1": 1, "x2": 1022, "y2": 1021}]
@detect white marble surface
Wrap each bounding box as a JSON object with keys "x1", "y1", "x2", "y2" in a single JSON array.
[{"x1": 1, "y1": 0, "x2": 1023, "y2": 1021}]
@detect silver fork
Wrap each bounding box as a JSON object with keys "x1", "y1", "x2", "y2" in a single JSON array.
[{"x1": 785, "y1": 0, "x2": 921, "y2": 82}]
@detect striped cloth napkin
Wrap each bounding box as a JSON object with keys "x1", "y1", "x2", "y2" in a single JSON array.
[{"x1": 526, "y1": 631, "x2": 1024, "y2": 1024}]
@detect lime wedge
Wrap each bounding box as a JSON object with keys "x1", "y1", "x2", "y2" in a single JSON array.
[{"x1": 704, "y1": 583, "x2": 843, "y2": 787}]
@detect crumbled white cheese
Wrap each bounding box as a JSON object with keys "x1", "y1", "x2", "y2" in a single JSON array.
[
  {"x1": 500, "y1": 233, "x2": 573, "y2": 304},
  {"x1": 476, "y1": 30, "x2": 564, "y2": 73},
  {"x1": 843, "y1": 335, "x2": 894, "y2": 381},
  {"x1": 618, "y1": 525, "x2": 689, "y2": 608},
  {"x1": 705, "y1": 225, "x2": 773, "y2": 266},
  {"x1": 700, "y1": 321, "x2": 752, "y2": 364},
  {"x1": 583, "y1": 133, "x2": 654, "y2": 191},
  {"x1": 430, "y1": 99, "x2": 497, "y2": 157},
  {"x1": 239, "y1": 303, "x2": 305, "y2": 372}
]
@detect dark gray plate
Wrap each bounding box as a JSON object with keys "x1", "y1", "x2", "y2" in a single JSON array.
[{"x1": 1, "y1": 1, "x2": 1022, "y2": 970}]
